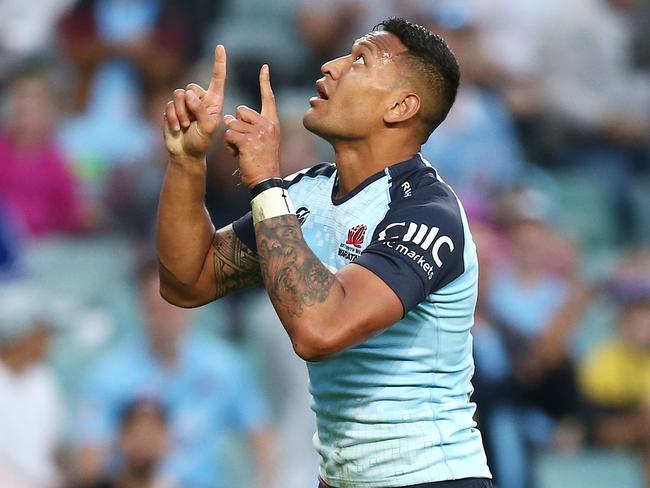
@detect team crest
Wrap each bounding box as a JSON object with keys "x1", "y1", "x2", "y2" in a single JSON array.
[
  {"x1": 346, "y1": 225, "x2": 366, "y2": 248},
  {"x1": 339, "y1": 224, "x2": 367, "y2": 261}
]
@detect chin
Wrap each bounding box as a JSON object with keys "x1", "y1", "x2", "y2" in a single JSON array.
[
  {"x1": 303, "y1": 110, "x2": 326, "y2": 137},
  {"x1": 303, "y1": 110, "x2": 355, "y2": 142}
]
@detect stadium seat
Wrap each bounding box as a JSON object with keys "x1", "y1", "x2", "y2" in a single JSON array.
[
  {"x1": 534, "y1": 449, "x2": 645, "y2": 488},
  {"x1": 549, "y1": 170, "x2": 617, "y2": 249}
]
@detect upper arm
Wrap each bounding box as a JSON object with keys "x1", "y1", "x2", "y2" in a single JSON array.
[
  {"x1": 309, "y1": 264, "x2": 403, "y2": 358},
  {"x1": 160, "y1": 224, "x2": 261, "y2": 307}
]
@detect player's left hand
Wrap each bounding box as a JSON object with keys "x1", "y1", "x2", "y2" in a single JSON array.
[{"x1": 223, "y1": 64, "x2": 281, "y2": 189}]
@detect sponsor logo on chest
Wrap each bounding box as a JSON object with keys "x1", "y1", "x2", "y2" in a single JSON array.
[{"x1": 338, "y1": 224, "x2": 367, "y2": 261}]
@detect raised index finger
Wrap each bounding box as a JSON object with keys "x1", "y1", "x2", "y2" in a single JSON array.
[
  {"x1": 259, "y1": 64, "x2": 277, "y2": 120},
  {"x1": 207, "y1": 45, "x2": 227, "y2": 97}
]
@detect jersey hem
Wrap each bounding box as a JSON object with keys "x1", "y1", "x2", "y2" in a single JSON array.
[{"x1": 319, "y1": 465, "x2": 492, "y2": 488}]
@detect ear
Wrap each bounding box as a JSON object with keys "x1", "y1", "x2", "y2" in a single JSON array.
[{"x1": 383, "y1": 92, "x2": 421, "y2": 125}]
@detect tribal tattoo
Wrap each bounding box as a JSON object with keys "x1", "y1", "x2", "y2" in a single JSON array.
[
  {"x1": 255, "y1": 215, "x2": 336, "y2": 317},
  {"x1": 212, "y1": 229, "x2": 262, "y2": 298}
]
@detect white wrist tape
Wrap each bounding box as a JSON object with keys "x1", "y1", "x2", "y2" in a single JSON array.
[{"x1": 251, "y1": 186, "x2": 296, "y2": 225}]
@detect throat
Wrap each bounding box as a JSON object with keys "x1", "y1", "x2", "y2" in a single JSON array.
[{"x1": 333, "y1": 143, "x2": 419, "y2": 198}]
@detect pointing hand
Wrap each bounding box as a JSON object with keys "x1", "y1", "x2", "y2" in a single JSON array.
[
  {"x1": 164, "y1": 45, "x2": 227, "y2": 159},
  {"x1": 223, "y1": 64, "x2": 281, "y2": 188}
]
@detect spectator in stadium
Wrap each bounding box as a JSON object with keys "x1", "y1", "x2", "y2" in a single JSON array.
[
  {"x1": 72, "y1": 398, "x2": 172, "y2": 488},
  {"x1": 71, "y1": 261, "x2": 273, "y2": 488},
  {"x1": 604, "y1": 247, "x2": 650, "y2": 295},
  {"x1": 0, "y1": 0, "x2": 75, "y2": 77},
  {"x1": 0, "y1": 282, "x2": 64, "y2": 488},
  {"x1": 245, "y1": 293, "x2": 319, "y2": 488},
  {"x1": 102, "y1": 84, "x2": 172, "y2": 244},
  {"x1": 0, "y1": 63, "x2": 85, "y2": 238},
  {"x1": 579, "y1": 283, "x2": 650, "y2": 483},
  {"x1": 539, "y1": 0, "x2": 650, "y2": 241},
  {"x1": 462, "y1": 0, "x2": 559, "y2": 119},
  {"x1": 58, "y1": 0, "x2": 191, "y2": 113},
  {"x1": 540, "y1": 0, "x2": 650, "y2": 144},
  {"x1": 475, "y1": 188, "x2": 587, "y2": 488},
  {"x1": 56, "y1": 0, "x2": 195, "y2": 185},
  {"x1": 418, "y1": 5, "x2": 525, "y2": 211}
]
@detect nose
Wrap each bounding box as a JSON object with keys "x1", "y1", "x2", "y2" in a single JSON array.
[{"x1": 321, "y1": 55, "x2": 348, "y2": 80}]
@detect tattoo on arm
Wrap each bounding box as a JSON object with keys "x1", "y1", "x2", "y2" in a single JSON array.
[
  {"x1": 212, "y1": 230, "x2": 262, "y2": 298},
  {"x1": 255, "y1": 215, "x2": 336, "y2": 317}
]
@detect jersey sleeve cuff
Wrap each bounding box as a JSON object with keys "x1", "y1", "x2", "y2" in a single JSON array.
[
  {"x1": 354, "y1": 251, "x2": 426, "y2": 316},
  {"x1": 232, "y1": 211, "x2": 257, "y2": 254}
]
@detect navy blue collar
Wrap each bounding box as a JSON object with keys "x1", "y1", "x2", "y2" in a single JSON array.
[{"x1": 331, "y1": 153, "x2": 426, "y2": 205}]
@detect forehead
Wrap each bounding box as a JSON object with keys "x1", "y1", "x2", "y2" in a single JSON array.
[{"x1": 354, "y1": 31, "x2": 408, "y2": 57}]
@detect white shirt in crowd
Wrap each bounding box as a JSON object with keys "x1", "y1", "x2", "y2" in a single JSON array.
[{"x1": 0, "y1": 361, "x2": 64, "y2": 488}]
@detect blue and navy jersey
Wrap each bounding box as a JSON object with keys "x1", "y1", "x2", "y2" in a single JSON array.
[{"x1": 233, "y1": 154, "x2": 490, "y2": 487}]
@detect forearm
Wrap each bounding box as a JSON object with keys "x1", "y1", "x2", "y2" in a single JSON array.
[
  {"x1": 156, "y1": 155, "x2": 214, "y2": 286},
  {"x1": 254, "y1": 215, "x2": 343, "y2": 359}
]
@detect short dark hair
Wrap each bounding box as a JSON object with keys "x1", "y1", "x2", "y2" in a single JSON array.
[{"x1": 376, "y1": 17, "x2": 460, "y2": 139}]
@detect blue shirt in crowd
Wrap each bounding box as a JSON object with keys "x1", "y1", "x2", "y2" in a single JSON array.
[{"x1": 75, "y1": 332, "x2": 268, "y2": 488}]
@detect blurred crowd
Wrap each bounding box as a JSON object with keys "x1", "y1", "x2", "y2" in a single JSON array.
[{"x1": 0, "y1": 0, "x2": 649, "y2": 487}]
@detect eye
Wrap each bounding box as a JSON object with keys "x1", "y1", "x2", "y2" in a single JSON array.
[{"x1": 352, "y1": 54, "x2": 366, "y2": 65}]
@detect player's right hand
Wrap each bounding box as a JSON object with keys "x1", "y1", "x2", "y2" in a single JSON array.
[{"x1": 163, "y1": 45, "x2": 227, "y2": 159}]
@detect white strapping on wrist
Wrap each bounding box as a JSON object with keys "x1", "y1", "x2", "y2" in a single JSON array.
[{"x1": 251, "y1": 186, "x2": 296, "y2": 225}]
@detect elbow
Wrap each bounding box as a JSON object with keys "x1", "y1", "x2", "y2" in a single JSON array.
[
  {"x1": 293, "y1": 343, "x2": 331, "y2": 362},
  {"x1": 291, "y1": 329, "x2": 341, "y2": 362},
  {"x1": 159, "y1": 281, "x2": 210, "y2": 309}
]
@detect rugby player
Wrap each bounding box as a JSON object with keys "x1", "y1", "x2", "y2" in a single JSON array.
[{"x1": 157, "y1": 17, "x2": 492, "y2": 488}]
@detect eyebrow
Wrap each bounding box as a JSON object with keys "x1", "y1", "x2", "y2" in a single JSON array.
[
  {"x1": 357, "y1": 35, "x2": 403, "y2": 58},
  {"x1": 352, "y1": 40, "x2": 377, "y2": 57}
]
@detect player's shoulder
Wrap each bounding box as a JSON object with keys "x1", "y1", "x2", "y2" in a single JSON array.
[
  {"x1": 384, "y1": 154, "x2": 466, "y2": 231},
  {"x1": 285, "y1": 162, "x2": 336, "y2": 187}
]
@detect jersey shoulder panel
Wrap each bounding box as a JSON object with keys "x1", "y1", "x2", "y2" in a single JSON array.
[
  {"x1": 354, "y1": 155, "x2": 467, "y2": 312},
  {"x1": 232, "y1": 162, "x2": 335, "y2": 253}
]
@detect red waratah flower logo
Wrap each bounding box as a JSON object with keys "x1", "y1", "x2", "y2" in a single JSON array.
[{"x1": 346, "y1": 225, "x2": 367, "y2": 248}]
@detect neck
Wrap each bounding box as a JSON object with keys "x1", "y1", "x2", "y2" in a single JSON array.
[{"x1": 331, "y1": 135, "x2": 420, "y2": 196}]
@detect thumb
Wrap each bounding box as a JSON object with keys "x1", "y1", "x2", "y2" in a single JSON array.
[{"x1": 186, "y1": 89, "x2": 217, "y2": 136}]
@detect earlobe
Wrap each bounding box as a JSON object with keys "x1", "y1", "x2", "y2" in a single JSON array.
[{"x1": 383, "y1": 93, "x2": 421, "y2": 125}]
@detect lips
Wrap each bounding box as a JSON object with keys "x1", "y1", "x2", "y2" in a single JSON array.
[{"x1": 315, "y1": 80, "x2": 329, "y2": 100}]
